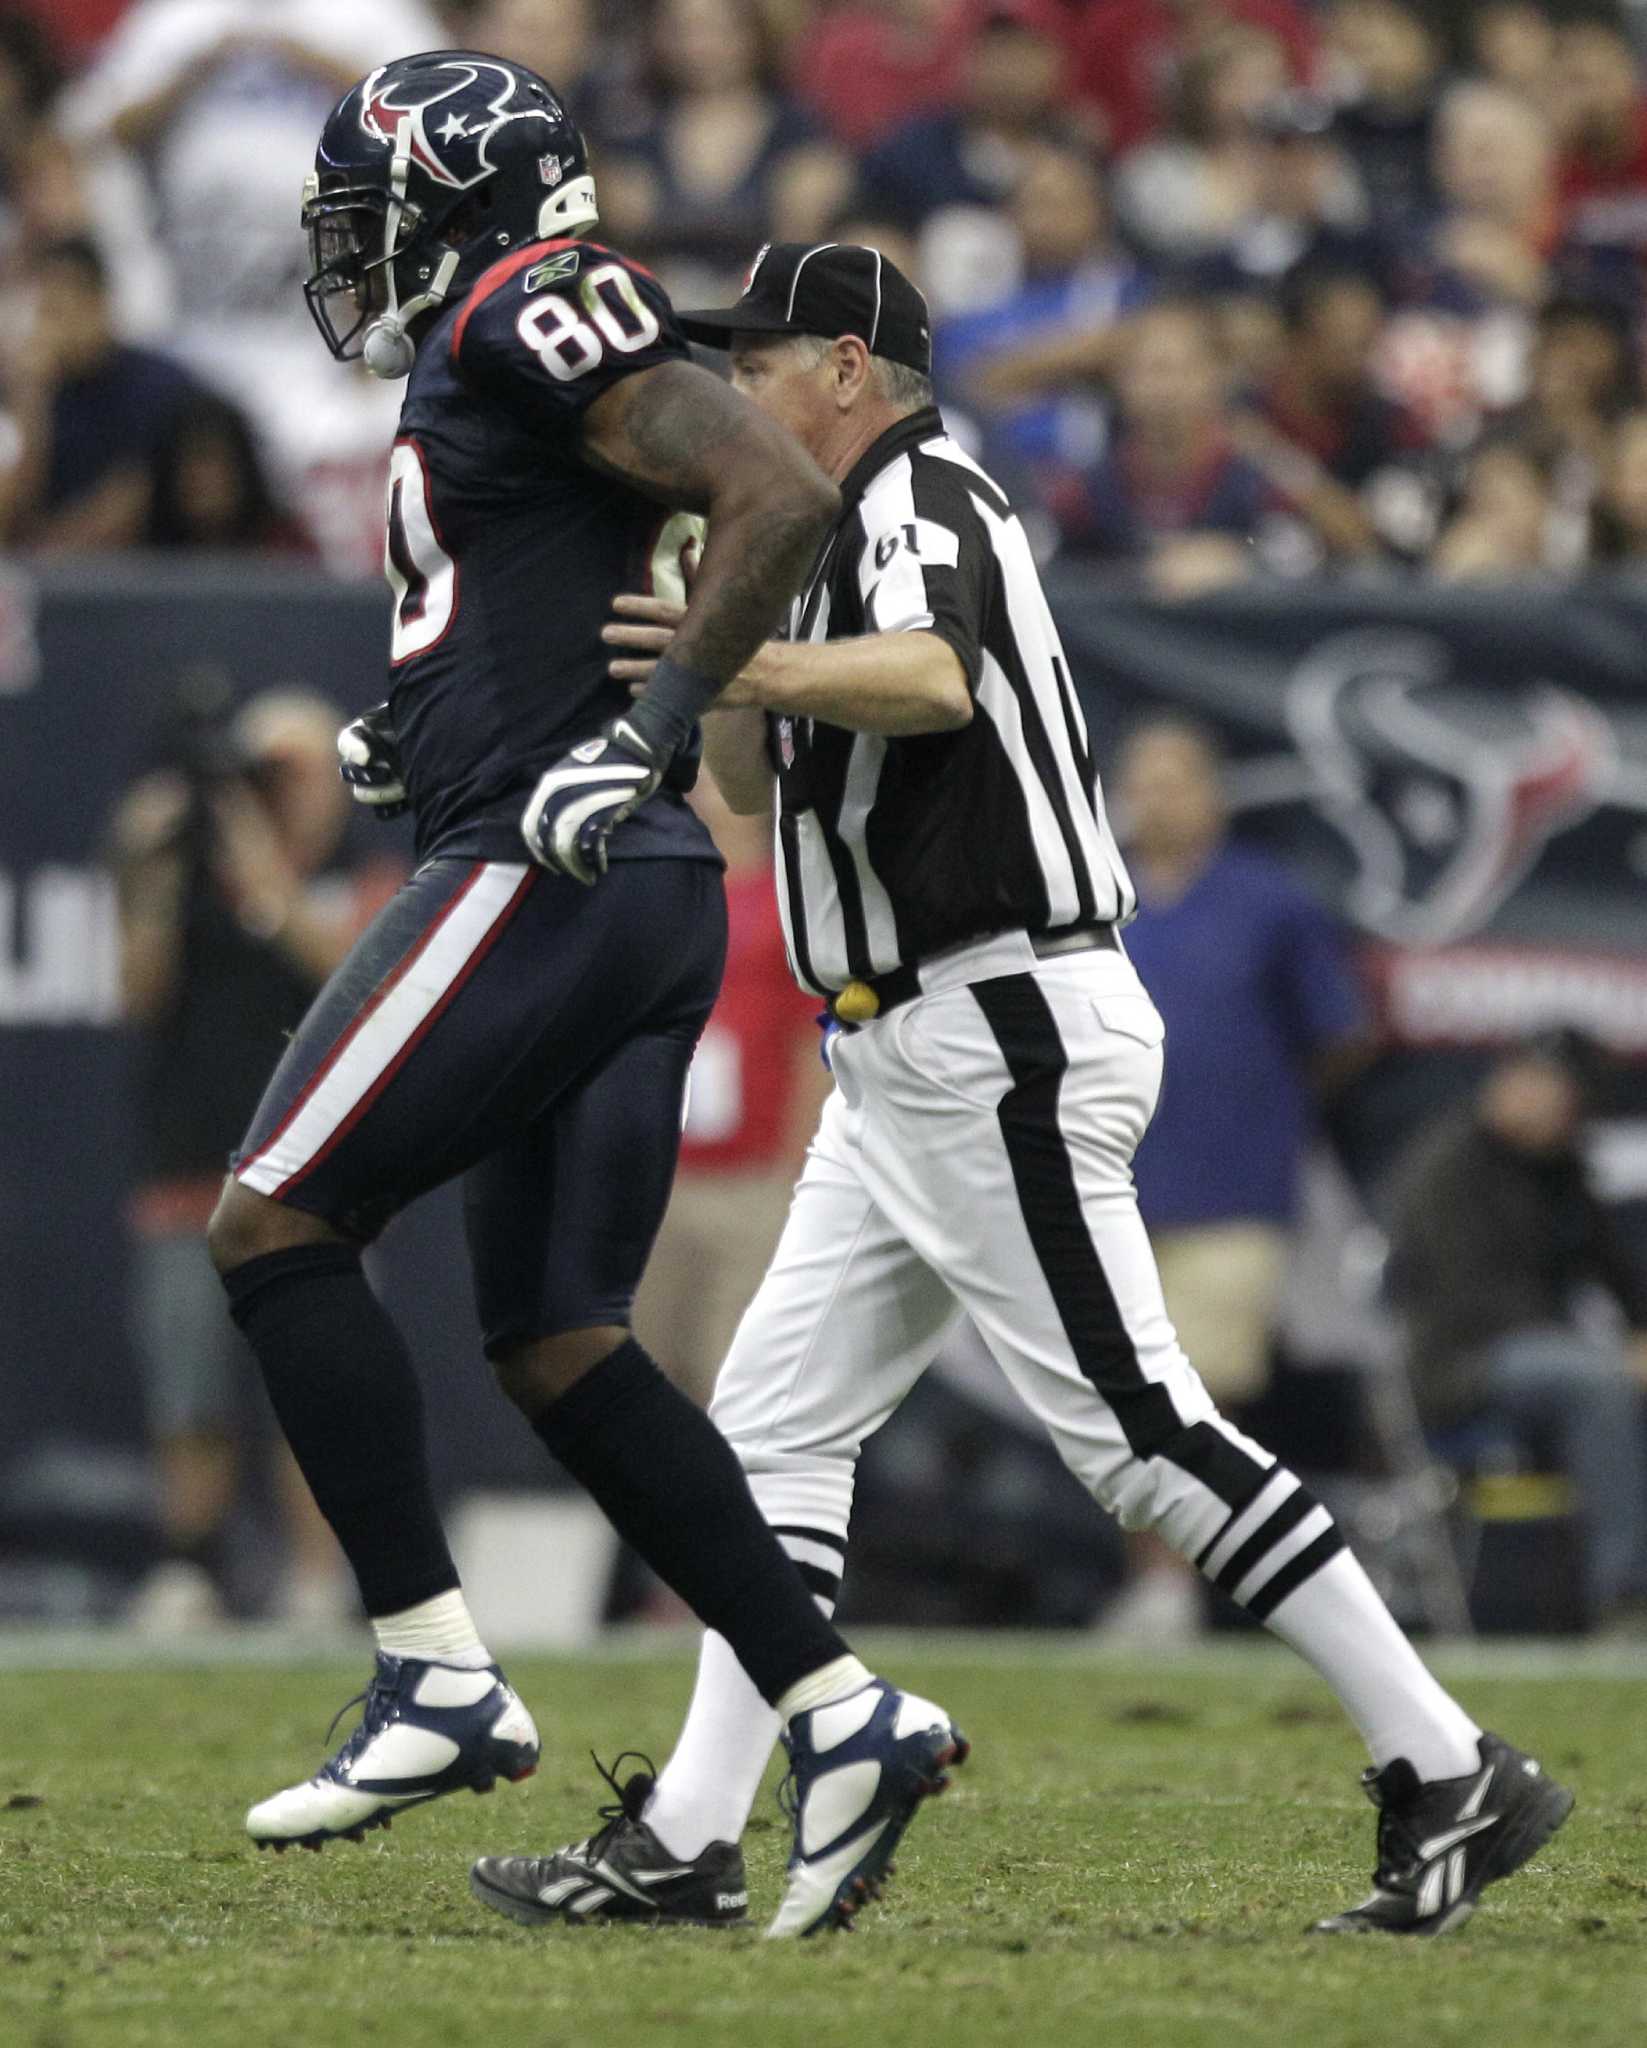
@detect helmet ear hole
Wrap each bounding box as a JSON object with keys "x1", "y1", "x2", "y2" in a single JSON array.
[{"x1": 536, "y1": 174, "x2": 599, "y2": 241}]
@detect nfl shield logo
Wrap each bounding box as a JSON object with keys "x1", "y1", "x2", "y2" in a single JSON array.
[
  {"x1": 777, "y1": 715, "x2": 796, "y2": 770},
  {"x1": 539, "y1": 153, "x2": 563, "y2": 187}
]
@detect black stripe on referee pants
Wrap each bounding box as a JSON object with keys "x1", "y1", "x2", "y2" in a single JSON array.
[
  {"x1": 1244, "y1": 1528, "x2": 1347, "y2": 1623},
  {"x1": 1170, "y1": 1423, "x2": 1273, "y2": 1524},
  {"x1": 973, "y1": 974, "x2": 1273, "y2": 1508},
  {"x1": 971, "y1": 975, "x2": 1267, "y2": 1488}
]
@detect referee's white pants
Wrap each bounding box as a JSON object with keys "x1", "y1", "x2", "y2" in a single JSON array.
[{"x1": 709, "y1": 932, "x2": 1339, "y2": 1622}]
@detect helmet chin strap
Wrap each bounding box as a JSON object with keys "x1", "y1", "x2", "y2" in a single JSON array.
[
  {"x1": 362, "y1": 120, "x2": 461, "y2": 381},
  {"x1": 362, "y1": 315, "x2": 417, "y2": 380}
]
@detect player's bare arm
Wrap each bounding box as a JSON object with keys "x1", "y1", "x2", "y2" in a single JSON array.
[
  {"x1": 521, "y1": 360, "x2": 839, "y2": 884},
  {"x1": 604, "y1": 593, "x2": 972, "y2": 737},
  {"x1": 580, "y1": 360, "x2": 839, "y2": 695}
]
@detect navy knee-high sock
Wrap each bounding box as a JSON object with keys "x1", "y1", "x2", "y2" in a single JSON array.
[
  {"x1": 223, "y1": 1245, "x2": 458, "y2": 1617},
  {"x1": 533, "y1": 1339, "x2": 849, "y2": 1707}
]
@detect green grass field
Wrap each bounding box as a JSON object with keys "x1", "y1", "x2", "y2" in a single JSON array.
[{"x1": 2, "y1": 1638, "x2": 1643, "y2": 2048}]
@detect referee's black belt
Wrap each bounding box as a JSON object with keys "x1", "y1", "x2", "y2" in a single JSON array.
[{"x1": 828, "y1": 921, "x2": 1119, "y2": 1027}]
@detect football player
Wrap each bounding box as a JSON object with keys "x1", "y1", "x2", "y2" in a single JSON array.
[{"x1": 205, "y1": 51, "x2": 963, "y2": 1938}]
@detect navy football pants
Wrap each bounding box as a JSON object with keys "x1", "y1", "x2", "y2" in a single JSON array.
[{"x1": 233, "y1": 855, "x2": 726, "y2": 1356}]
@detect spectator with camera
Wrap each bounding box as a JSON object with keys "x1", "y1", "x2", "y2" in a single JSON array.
[{"x1": 113, "y1": 687, "x2": 401, "y2": 1629}]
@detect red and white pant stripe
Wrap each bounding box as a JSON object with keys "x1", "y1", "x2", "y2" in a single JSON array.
[{"x1": 236, "y1": 861, "x2": 534, "y2": 1200}]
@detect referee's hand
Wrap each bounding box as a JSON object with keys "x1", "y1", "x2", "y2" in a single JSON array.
[
  {"x1": 603, "y1": 594, "x2": 762, "y2": 708},
  {"x1": 601, "y1": 593, "x2": 681, "y2": 686}
]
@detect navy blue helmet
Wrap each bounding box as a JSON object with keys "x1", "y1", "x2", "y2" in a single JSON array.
[{"x1": 301, "y1": 49, "x2": 598, "y2": 378}]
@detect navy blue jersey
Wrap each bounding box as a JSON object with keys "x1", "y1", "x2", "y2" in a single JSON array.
[{"x1": 386, "y1": 238, "x2": 718, "y2": 865}]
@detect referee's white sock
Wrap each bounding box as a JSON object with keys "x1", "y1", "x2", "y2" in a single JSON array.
[
  {"x1": 371, "y1": 1589, "x2": 493, "y2": 1669},
  {"x1": 1262, "y1": 1547, "x2": 1481, "y2": 1783},
  {"x1": 644, "y1": 1629, "x2": 781, "y2": 1861}
]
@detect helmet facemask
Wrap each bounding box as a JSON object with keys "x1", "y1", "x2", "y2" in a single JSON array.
[
  {"x1": 301, "y1": 183, "x2": 405, "y2": 360},
  {"x1": 302, "y1": 123, "x2": 465, "y2": 377}
]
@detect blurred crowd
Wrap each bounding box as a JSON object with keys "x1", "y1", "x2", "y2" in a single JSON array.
[{"x1": 14, "y1": 0, "x2": 1647, "y2": 588}]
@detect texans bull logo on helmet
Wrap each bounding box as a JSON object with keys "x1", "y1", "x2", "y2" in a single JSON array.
[{"x1": 359, "y1": 58, "x2": 568, "y2": 194}]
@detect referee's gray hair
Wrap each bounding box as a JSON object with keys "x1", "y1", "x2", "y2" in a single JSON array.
[{"x1": 786, "y1": 331, "x2": 934, "y2": 412}]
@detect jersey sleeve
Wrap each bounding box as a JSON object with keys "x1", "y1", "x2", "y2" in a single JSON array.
[
  {"x1": 853, "y1": 461, "x2": 990, "y2": 690},
  {"x1": 450, "y1": 242, "x2": 692, "y2": 450}
]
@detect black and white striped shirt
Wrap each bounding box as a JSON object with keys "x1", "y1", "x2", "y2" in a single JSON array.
[{"x1": 770, "y1": 406, "x2": 1135, "y2": 994}]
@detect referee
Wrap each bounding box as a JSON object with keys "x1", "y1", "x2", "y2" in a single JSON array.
[
  {"x1": 475, "y1": 244, "x2": 1571, "y2": 1939},
  {"x1": 671, "y1": 243, "x2": 1136, "y2": 997}
]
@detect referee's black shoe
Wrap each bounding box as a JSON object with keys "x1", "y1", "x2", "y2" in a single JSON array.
[
  {"x1": 1311, "y1": 1731, "x2": 1573, "y2": 1935},
  {"x1": 469, "y1": 1755, "x2": 748, "y2": 1929}
]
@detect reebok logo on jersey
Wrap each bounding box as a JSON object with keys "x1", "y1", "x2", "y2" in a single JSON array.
[{"x1": 525, "y1": 249, "x2": 580, "y2": 292}]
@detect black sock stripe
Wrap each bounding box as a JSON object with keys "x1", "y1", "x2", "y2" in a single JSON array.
[
  {"x1": 1211, "y1": 1485, "x2": 1320, "y2": 1595},
  {"x1": 792, "y1": 1559, "x2": 843, "y2": 1602},
  {"x1": 970, "y1": 974, "x2": 1184, "y2": 1458},
  {"x1": 767, "y1": 1526, "x2": 845, "y2": 1602},
  {"x1": 1244, "y1": 1528, "x2": 1347, "y2": 1622},
  {"x1": 1195, "y1": 1465, "x2": 1286, "y2": 1568},
  {"x1": 768, "y1": 1524, "x2": 846, "y2": 1560}
]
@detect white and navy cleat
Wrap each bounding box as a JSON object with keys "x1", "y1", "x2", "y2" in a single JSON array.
[
  {"x1": 247, "y1": 1652, "x2": 539, "y2": 1852},
  {"x1": 766, "y1": 1679, "x2": 968, "y2": 1938}
]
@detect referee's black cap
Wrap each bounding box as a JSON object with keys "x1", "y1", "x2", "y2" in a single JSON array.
[{"x1": 678, "y1": 242, "x2": 932, "y2": 375}]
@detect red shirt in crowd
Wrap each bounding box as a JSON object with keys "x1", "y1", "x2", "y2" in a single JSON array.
[
  {"x1": 1557, "y1": 102, "x2": 1647, "y2": 245},
  {"x1": 792, "y1": 3, "x2": 960, "y2": 151},
  {"x1": 19, "y1": 0, "x2": 129, "y2": 60},
  {"x1": 679, "y1": 868, "x2": 821, "y2": 1174},
  {"x1": 1072, "y1": 0, "x2": 1318, "y2": 155}
]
